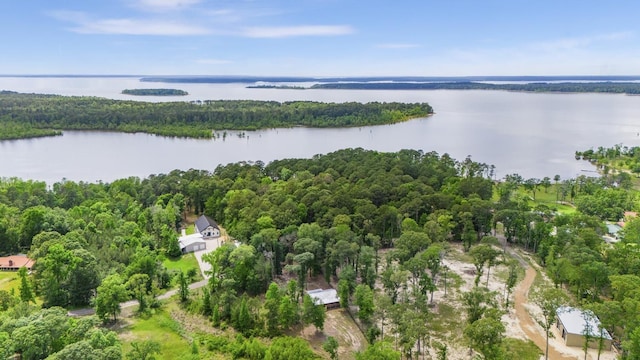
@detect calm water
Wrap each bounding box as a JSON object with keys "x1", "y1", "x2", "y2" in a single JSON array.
[{"x1": 1, "y1": 77, "x2": 639, "y2": 184}]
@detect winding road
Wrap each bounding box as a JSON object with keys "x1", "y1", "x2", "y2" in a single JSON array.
[
  {"x1": 68, "y1": 279, "x2": 208, "y2": 317},
  {"x1": 514, "y1": 265, "x2": 577, "y2": 360}
]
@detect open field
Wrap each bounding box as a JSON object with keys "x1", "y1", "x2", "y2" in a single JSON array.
[
  {"x1": 162, "y1": 253, "x2": 201, "y2": 277},
  {"x1": 119, "y1": 305, "x2": 195, "y2": 360},
  {"x1": 0, "y1": 271, "x2": 20, "y2": 292}
]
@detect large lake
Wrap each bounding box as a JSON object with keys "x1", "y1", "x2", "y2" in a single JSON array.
[{"x1": 1, "y1": 77, "x2": 639, "y2": 184}]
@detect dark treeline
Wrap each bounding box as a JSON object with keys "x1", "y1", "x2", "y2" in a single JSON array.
[
  {"x1": 0, "y1": 93, "x2": 432, "y2": 140},
  {"x1": 310, "y1": 81, "x2": 640, "y2": 94},
  {"x1": 139, "y1": 75, "x2": 640, "y2": 84},
  {"x1": 121, "y1": 88, "x2": 189, "y2": 96}
]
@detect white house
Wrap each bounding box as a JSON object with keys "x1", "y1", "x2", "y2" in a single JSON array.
[{"x1": 195, "y1": 215, "x2": 220, "y2": 239}]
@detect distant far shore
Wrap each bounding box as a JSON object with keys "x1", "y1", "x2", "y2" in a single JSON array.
[{"x1": 122, "y1": 88, "x2": 188, "y2": 96}]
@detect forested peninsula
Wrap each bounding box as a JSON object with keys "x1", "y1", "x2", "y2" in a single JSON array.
[
  {"x1": 0, "y1": 92, "x2": 432, "y2": 140},
  {"x1": 122, "y1": 88, "x2": 189, "y2": 96}
]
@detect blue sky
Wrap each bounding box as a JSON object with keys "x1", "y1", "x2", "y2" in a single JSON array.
[{"x1": 1, "y1": 0, "x2": 639, "y2": 76}]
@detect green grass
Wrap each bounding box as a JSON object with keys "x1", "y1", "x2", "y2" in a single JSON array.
[
  {"x1": 516, "y1": 186, "x2": 578, "y2": 215},
  {"x1": 121, "y1": 307, "x2": 195, "y2": 360},
  {"x1": 185, "y1": 225, "x2": 195, "y2": 235},
  {"x1": 162, "y1": 253, "x2": 201, "y2": 277},
  {"x1": 502, "y1": 338, "x2": 542, "y2": 360},
  {"x1": 492, "y1": 261, "x2": 525, "y2": 284},
  {"x1": 0, "y1": 271, "x2": 20, "y2": 292},
  {"x1": 430, "y1": 302, "x2": 466, "y2": 345}
]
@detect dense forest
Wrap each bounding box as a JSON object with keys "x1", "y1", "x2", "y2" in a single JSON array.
[
  {"x1": 308, "y1": 81, "x2": 640, "y2": 94},
  {"x1": 121, "y1": 89, "x2": 189, "y2": 96},
  {"x1": 1, "y1": 148, "x2": 640, "y2": 359},
  {"x1": 0, "y1": 92, "x2": 432, "y2": 140}
]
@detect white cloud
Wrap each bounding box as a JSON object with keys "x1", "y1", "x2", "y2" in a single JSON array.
[
  {"x1": 529, "y1": 31, "x2": 634, "y2": 52},
  {"x1": 243, "y1": 25, "x2": 354, "y2": 38},
  {"x1": 130, "y1": 0, "x2": 202, "y2": 12},
  {"x1": 75, "y1": 18, "x2": 210, "y2": 35},
  {"x1": 376, "y1": 43, "x2": 421, "y2": 49},
  {"x1": 50, "y1": 11, "x2": 209, "y2": 35},
  {"x1": 195, "y1": 58, "x2": 232, "y2": 65}
]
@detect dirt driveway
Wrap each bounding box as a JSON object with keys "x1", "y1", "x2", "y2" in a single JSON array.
[{"x1": 515, "y1": 267, "x2": 577, "y2": 360}]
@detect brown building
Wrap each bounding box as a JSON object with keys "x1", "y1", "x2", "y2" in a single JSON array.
[{"x1": 0, "y1": 255, "x2": 35, "y2": 271}]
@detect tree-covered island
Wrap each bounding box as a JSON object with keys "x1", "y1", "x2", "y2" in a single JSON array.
[
  {"x1": 122, "y1": 88, "x2": 189, "y2": 96},
  {"x1": 0, "y1": 92, "x2": 433, "y2": 140}
]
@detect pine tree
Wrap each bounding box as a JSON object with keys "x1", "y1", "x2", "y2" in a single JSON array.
[{"x1": 18, "y1": 267, "x2": 34, "y2": 303}]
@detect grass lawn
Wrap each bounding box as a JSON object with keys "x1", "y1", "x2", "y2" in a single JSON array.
[
  {"x1": 0, "y1": 271, "x2": 20, "y2": 292},
  {"x1": 502, "y1": 338, "x2": 542, "y2": 360},
  {"x1": 518, "y1": 186, "x2": 577, "y2": 215},
  {"x1": 162, "y1": 253, "x2": 201, "y2": 280},
  {"x1": 120, "y1": 306, "x2": 194, "y2": 360}
]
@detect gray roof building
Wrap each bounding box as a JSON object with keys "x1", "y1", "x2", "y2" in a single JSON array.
[
  {"x1": 195, "y1": 215, "x2": 219, "y2": 232},
  {"x1": 306, "y1": 289, "x2": 340, "y2": 309},
  {"x1": 556, "y1": 306, "x2": 612, "y2": 350}
]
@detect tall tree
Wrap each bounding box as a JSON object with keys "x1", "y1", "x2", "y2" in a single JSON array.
[
  {"x1": 95, "y1": 274, "x2": 129, "y2": 323},
  {"x1": 533, "y1": 287, "x2": 569, "y2": 360}
]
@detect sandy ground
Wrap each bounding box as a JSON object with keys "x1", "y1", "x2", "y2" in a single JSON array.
[
  {"x1": 300, "y1": 309, "x2": 366, "y2": 360},
  {"x1": 386, "y1": 243, "x2": 619, "y2": 360}
]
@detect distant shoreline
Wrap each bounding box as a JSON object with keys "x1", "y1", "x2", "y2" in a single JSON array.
[{"x1": 122, "y1": 88, "x2": 188, "y2": 96}]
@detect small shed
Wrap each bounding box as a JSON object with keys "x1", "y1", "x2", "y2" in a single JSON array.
[
  {"x1": 0, "y1": 255, "x2": 35, "y2": 271},
  {"x1": 195, "y1": 215, "x2": 221, "y2": 239},
  {"x1": 179, "y1": 233, "x2": 207, "y2": 254},
  {"x1": 306, "y1": 289, "x2": 340, "y2": 310},
  {"x1": 606, "y1": 223, "x2": 623, "y2": 239},
  {"x1": 556, "y1": 306, "x2": 612, "y2": 350}
]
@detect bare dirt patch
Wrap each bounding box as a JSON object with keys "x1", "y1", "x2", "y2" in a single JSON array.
[{"x1": 299, "y1": 309, "x2": 365, "y2": 360}]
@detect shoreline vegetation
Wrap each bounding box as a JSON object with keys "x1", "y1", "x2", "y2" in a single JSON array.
[
  {"x1": 252, "y1": 81, "x2": 640, "y2": 94},
  {"x1": 138, "y1": 75, "x2": 640, "y2": 94},
  {"x1": 576, "y1": 144, "x2": 640, "y2": 178},
  {"x1": 0, "y1": 91, "x2": 433, "y2": 141},
  {"x1": 122, "y1": 88, "x2": 189, "y2": 96}
]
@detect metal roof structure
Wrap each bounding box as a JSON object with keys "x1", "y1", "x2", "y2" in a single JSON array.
[
  {"x1": 178, "y1": 233, "x2": 206, "y2": 250},
  {"x1": 306, "y1": 289, "x2": 339, "y2": 306},
  {"x1": 557, "y1": 306, "x2": 612, "y2": 340}
]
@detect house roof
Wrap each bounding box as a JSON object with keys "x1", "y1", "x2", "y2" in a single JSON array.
[
  {"x1": 178, "y1": 233, "x2": 205, "y2": 250},
  {"x1": 606, "y1": 223, "x2": 622, "y2": 235},
  {"x1": 557, "y1": 306, "x2": 612, "y2": 340},
  {"x1": 195, "y1": 215, "x2": 219, "y2": 232},
  {"x1": 306, "y1": 289, "x2": 339, "y2": 305},
  {"x1": 0, "y1": 255, "x2": 35, "y2": 269}
]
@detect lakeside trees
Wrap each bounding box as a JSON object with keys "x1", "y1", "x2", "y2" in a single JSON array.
[
  {"x1": 0, "y1": 92, "x2": 433, "y2": 140},
  {"x1": 310, "y1": 81, "x2": 640, "y2": 94}
]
